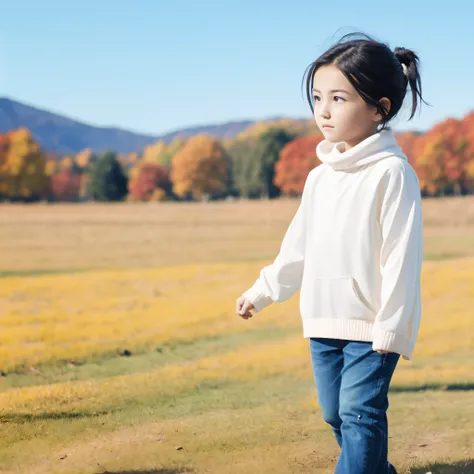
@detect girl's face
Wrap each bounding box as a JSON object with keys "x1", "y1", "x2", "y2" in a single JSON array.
[{"x1": 312, "y1": 64, "x2": 384, "y2": 149}]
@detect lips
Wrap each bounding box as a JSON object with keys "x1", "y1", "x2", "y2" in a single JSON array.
[{"x1": 322, "y1": 124, "x2": 334, "y2": 128}]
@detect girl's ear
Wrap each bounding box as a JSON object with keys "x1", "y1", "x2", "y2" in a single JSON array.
[{"x1": 373, "y1": 97, "x2": 391, "y2": 122}]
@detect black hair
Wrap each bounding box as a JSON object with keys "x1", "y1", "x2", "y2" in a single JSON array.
[{"x1": 302, "y1": 32, "x2": 429, "y2": 130}]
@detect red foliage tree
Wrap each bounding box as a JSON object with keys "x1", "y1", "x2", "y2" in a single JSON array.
[
  {"x1": 460, "y1": 112, "x2": 474, "y2": 188},
  {"x1": 51, "y1": 168, "x2": 82, "y2": 201},
  {"x1": 274, "y1": 134, "x2": 323, "y2": 196},
  {"x1": 395, "y1": 132, "x2": 420, "y2": 164},
  {"x1": 413, "y1": 118, "x2": 471, "y2": 195},
  {"x1": 129, "y1": 163, "x2": 171, "y2": 201}
]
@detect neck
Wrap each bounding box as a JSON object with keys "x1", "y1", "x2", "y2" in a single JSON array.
[{"x1": 343, "y1": 128, "x2": 380, "y2": 150}]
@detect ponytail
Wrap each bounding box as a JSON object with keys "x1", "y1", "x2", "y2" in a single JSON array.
[{"x1": 393, "y1": 47, "x2": 428, "y2": 120}]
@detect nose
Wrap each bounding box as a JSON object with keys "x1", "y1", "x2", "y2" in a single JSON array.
[{"x1": 319, "y1": 100, "x2": 330, "y2": 119}]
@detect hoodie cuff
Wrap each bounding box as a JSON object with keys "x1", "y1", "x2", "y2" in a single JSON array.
[{"x1": 241, "y1": 287, "x2": 273, "y2": 312}]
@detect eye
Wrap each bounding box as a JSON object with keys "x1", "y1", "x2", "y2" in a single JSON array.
[
  {"x1": 312, "y1": 95, "x2": 321, "y2": 102},
  {"x1": 334, "y1": 96, "x2": 345, "y2": 102}
]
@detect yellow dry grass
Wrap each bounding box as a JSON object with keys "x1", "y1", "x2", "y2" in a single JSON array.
[
  {"x1": 0, "y1": 220, "x2": 472, "y2": 405},
  {"x1": 1, "y1": 195, "x2": 474, "y2": 273},
  {"x1": 0, "y1": 198, "x2": 473, "y2": 473}
]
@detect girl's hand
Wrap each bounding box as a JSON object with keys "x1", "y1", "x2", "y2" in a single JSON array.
[
  {"x1": 236, "y1": 296, "x2": 255, "y2": 319},
  {"x1": 376, "y1": 350, "x2": 392, "y2": 354}
]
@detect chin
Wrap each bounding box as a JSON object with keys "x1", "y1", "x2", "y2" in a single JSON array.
[{"x1": 321, "y1": 129, "x2": 342, "y2": 143}]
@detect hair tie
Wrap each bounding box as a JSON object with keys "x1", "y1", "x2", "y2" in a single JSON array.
[{"x1": 401, "y1": 63, "x2": 408, "y2": 75}]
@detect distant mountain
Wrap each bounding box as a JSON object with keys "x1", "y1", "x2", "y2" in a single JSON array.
[
  {"x1": 0, "y1": 97, "x2": 160, "y2": 155},
  {"x1": 0, "y1": 98, "x2": 298, "y2": 155}
]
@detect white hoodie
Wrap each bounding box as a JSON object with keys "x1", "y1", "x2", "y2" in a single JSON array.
[{"x1": 241, "y1": 129, "x2": 423, "y2": 361}]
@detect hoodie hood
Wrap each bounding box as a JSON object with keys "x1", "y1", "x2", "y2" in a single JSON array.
[{"x1": 316, "y1": 129, "x2": 406, "y2": 171}]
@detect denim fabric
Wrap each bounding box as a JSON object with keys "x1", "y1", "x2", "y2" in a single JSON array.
[{"x1": 309, "y1": 337, "x2": 400, "y2": 474}]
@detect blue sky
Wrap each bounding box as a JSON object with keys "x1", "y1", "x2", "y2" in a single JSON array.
[{"x1": 1, "y1": 0, "x2": 472, "y2": 137}]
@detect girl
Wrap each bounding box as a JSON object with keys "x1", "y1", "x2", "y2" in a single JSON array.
[{"x1": 235, "y1": 32, "x2": 426, "y2": 474}]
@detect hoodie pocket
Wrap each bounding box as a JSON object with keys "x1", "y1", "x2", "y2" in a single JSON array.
[{"x1": 303, "y1": 276, "x2": 376, "y2": 321}]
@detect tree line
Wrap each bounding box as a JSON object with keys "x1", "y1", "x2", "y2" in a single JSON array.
[{"x1": 1, "y1": 112, "x2": 473, "y2": 203}]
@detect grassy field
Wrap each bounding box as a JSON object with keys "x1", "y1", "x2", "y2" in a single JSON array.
[{"x1": 0, "y1": 197, "x2": 473, "y2": 474}]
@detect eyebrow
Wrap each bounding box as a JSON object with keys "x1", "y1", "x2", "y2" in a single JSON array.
[{"x1": 312, "y1": 88, "x2": 350, "y2": 94}]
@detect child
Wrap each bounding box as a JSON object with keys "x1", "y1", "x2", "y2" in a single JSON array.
[{"x1": 235, "y1": 32, "x2": 426, "y2": 474}]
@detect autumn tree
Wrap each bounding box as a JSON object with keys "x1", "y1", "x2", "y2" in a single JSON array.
[
  {"x1": 413, "y1": 118, "x2": 471, "y2": 196},
  {"x1": 51, "y1": 168, "x2": 82, "y2": 201},
  {"x1": 437, "y1": 119, "x2": 471, "y2": 195},
  {"x1": 275, "y1": 135, "x2": 323, "y2": 196},
  {"x1": 142, "y1": 138, "x2": 186, "y2": 169},
  {"x1": 158, "y1": 138, "x2": 186, "y2": 168},
  {"x1": 142, "y1": 141, "x2": 167, "y2": 165},
  {"x1": 59, "y1": 155, "x2": 75, "y2": 170},
  {"x1": 129, "y1": 163, "x2": 172, "y2": 201},
  {"x1": 170, "y1": 134, "x2": 231, "y2": 201},
  {"x1": 460, "y1": 112, "x2": 474, "y2": 193},
  {"x1": 394, "y1": 132, "x2": 420, "y2": 164},
  {"x1": 75, "y1": 148, "x2": 94, "y2": 170},
  {"x1": 0, "y1": 128, "x2": 49, "y2": 202},
  {"x1": 86, "y1": 150, "x2": 128, "y2": 201}
]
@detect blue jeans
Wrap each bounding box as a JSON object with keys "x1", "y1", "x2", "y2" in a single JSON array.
[{"x1": 309, "y1": 337, "x2": 400, "y2": 474}]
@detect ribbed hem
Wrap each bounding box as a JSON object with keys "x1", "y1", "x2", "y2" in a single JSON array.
[
  {"x1": 372, "y1": 326, "x2": 414, "y2": 361},
  {"x1": 302, "y1": 318, "x2": 414, "y2": 361}
]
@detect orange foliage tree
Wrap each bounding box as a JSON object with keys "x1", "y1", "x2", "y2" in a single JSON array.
[
  {"x1": 170, "y1": 134, "x2": 231, "y2": 201},
  {"x1": 75, "y1": 148, "x2": 94, "y2": 170},
  {"x1": 0, "y1": 128, "x2": 49, "y2": 201}
]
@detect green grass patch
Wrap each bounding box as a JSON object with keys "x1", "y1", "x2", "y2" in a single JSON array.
[
  {"x1": 0, "y1": 267, "x2": 95, "y2": 278},
  {"x1": 0, "y1": 324, "x2": 300, "y2": 391},
  {"x1": 0, "y1": 372, "x2": 315, "y2": 470}
]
